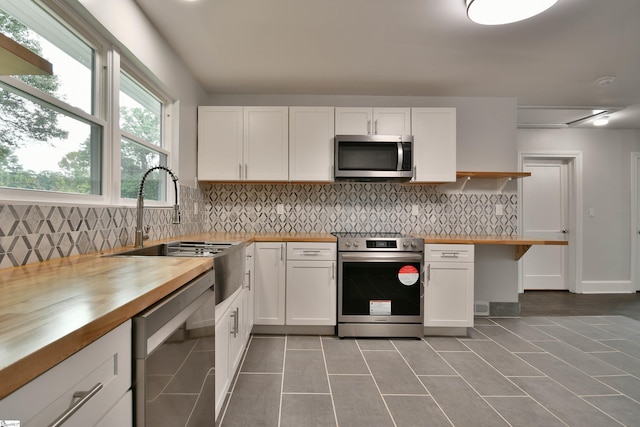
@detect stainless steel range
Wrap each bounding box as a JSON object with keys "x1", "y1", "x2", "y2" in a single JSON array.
[{"x1": 334, "y1": 232, "x2": 424, "y2": 338}]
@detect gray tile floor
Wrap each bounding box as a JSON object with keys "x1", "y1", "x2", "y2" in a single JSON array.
[{"x1": 218, "y1": 316, "x2": 640, "y2": 427}]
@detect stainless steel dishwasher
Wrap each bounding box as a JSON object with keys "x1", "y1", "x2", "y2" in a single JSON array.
[{"x1": 133, "y1": 269, "x2": 216, "y2": 427}]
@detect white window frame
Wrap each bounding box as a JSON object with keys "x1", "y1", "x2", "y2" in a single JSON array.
[
  {"x1": 116, "y1": 60, "x2": 175, "y2": 207},
  {"x1": 0, "y1": 0, "x2": 177, "y2": 207}
]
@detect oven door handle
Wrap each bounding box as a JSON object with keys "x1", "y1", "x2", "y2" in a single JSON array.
[{"x1": 339, "y1": 252, "x2": 423, "y2": 262}]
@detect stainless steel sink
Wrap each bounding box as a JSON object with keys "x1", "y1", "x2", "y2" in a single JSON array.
[
  {"x1": 111, "y1": 240, "x2": 247, "y2": 304},
  {"x1": 111, "y1": 241, "x2": 235, "y2": 257}
]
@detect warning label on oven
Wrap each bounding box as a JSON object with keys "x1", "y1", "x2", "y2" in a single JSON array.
[
  {"x1": 398, "y1": 265, "x2": 419, "y2": 286},
  {"x1": 370, "y1": 300, "x2": 391, "y2": 316}
]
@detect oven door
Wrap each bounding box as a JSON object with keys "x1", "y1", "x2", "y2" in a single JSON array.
[{"x1": 338, "y1": 252, "x2": 423, "y2": 323}]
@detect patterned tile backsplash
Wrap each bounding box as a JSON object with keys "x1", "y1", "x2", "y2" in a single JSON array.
[
  {"x1": 0, "y1": 182, "x2": 517, "y2": 269},
  {"x1": 0, "y1": 185, "x2": 207, "y2": 269},
  {"x1": 203, "y1": 182, "x2": 517, "y2": 235}
]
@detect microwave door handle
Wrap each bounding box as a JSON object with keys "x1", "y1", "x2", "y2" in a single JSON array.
[{"x1": 397, "y1": 142, "x2": 404, "y2": 171}]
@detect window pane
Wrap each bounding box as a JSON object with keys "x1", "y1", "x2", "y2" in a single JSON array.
[
  {"x1": 0, "y1": 83, "x2": 102, "y2": 195},
  {"x1": 0, "y1": 2, "x2": 94, "y2": 114},
  {"x1": 120, "y1": 71, "x2": 162, "y2": 146},
  {"x1": 121, "y1": 137, "x2": 167, "y2": 200}
]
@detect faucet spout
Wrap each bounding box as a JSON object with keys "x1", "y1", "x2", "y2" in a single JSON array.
[{"x1": 135, "y1": 166, "x2": 180, "y2": 248}]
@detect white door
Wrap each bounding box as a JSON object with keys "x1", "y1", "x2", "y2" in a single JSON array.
[
  {"x1": 521, "y1": 160, "x2": 569, "y2": 290},
  {"x1": 243, "y1": 107, "x2": 289, "y2": 181}
]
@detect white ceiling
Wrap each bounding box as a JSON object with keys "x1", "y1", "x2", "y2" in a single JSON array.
[{"x1": 134, "y1": 0, "x2": 640, "y2": 129}]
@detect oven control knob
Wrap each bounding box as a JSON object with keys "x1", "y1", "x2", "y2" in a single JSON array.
[
  {"x1": 411, "y1": 240, "x2": 417, "y2": 248},
  {"x1": 345, "y1": 240, "x2": 352, "y2": 247},
  {"x1": 353, "y1": 241, "x2": 360, "y2": 247},
  {"x1": 403, "y1": 240, "x2": 410, "y2": 248}
]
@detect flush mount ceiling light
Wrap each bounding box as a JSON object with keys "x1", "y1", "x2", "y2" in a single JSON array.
[
  {"x1": 466, "y1": 0, "x2": 559, "y2": 25},
  {"x1": 593, "y1": 116, "x2": 609, "y2": 126}
]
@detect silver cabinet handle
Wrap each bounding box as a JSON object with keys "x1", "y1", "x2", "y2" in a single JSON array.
[
  {"x1": 441, "y1": 252, "x2": 459, "y2": 258},
  {"x1": 332, "y1": 262, "x2": 335, "y2": 280},
  {"x1": 367, "y1": 119, "x2": 371, "y2": 135},
  {"x1": 49, "y1": 382, "x2": 103, "y2": 427},
  {"x1": 244, "y1": 163, "x2": 248, "y2": 180},
  {"x1": 230, "y1": 308, "x2": 238, "y2": 337},
  {"x1": 374, "y1": 119, "x2": 378, "y2": 134},
  {"x1": 302, "y1": 250, "x2": 321, "y2": 256},
  {"x1": 239, "y1": 164, "x2": 242, "y2": 179},
  {"x1": 247, "y1": 270, "x2": 251, "y2": 290},
  {"x1": 280, "y1": 244, "x2": 284, "y2": 262},
  {"x1": 426, "y1": 264, "x2": 431, "y2": 282}
]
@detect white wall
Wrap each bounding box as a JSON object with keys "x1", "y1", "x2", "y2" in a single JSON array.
[
  {"x1": 518, "y1": 128, "x2": 640, "y2": 292},
  {"x1": 69, "y1": 0, "x2": 208, "y2": 187}
]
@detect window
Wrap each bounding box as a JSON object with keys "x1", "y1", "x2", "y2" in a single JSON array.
[
  {"x1": 119, "y1": 70, "x2": 169, "y2": 202},
  {"x1": 0, "y1": 1, "x2": 101, "y2": 196},
  {"x1": 0, "y1": 0, "x2": 175, "y2": 205}
]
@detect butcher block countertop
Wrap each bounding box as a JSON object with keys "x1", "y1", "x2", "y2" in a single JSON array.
[{"x1": 0, "y1": 231, "x2": 564, "y2": 399}]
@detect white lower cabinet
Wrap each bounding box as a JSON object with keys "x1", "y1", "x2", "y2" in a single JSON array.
[
  {"x1": 254, "y1": 242, "x2": 287, "y2": 325},
  {"x1": 243, "y1": 243, "x2": 255, "y2": 341},
  {"x1": 424, "y1": 244, "x2": 474, "y2": 327},
  {"x1": 215, "y1": 288, "x2": 247, "y2": 419},
  {"x1": 0, "y1": 320, "x2": 132, "y2": 427},
  {"x1": 254, "y1": 242, "x2": 337, "y2": 327},
  {"x1": 286, "y1": 243, "x2": 336, "y2": 326}
]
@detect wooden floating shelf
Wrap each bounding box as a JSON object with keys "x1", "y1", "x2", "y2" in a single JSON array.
[
  {"x1": 456, "y1": 171, "x2": 531, "y2": 179},
  {"x1": 0, "y1": 32, "x2": 53, "y2": 75}
]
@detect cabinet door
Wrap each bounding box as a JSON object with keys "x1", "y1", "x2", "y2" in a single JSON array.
[
  {"x1": 198, "y1": 106, "x2": 244, "y2": 180},
  {"x1": 214, "y1": 312, "x2": 230, "y2": 417},
  {"x1": 228, "y1": 300, "x2": 244, "y2": 375},
  {"x1": 244, "y1": 107, "x2": 289, "y2": 180},
  {"x1": 373, "y1": 108, "x2": 411, "y2": 135},
  {"x1": 286, "y1": 260, "x2": 336, "y2": 325},
  {"x1": 411, "y1": 108, "x2": 456, "y2": 182},
  {"x1": 254, "y1": 242, "x2": 286, "y2": 325},
  {"x1": 424, "y1": 261, "x2": 474, "y2": 327},
  {"x1": 289, "y1": 106, "x2": 335, "y2": 181},
  {"x1": 335, "y1": 107, "x2": 373, "y2": 135},
  {"x1": 244, "y1": 243, "x2": 255, "y2": 339}
]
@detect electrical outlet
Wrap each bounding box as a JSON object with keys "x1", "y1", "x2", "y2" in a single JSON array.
[
  {"x1": 194, "y1": 202, "x2": 199, "y2": 215},
  {"x1": 276, "y1": 203, "x2": 285, "y2": 215},
  {"x1": 495, "y1": 204, "x2": 504, "y2": 216},
  {"x1": 411, "y1": 204, "x2": 419, "y2": 216}
]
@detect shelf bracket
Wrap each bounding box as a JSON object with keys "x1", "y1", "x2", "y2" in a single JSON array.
[
  {"x1": 454, "y1": 176, "x2": 471, "y2": 193},
  {"x1": 514, "y1": 245, "x2": 532, "y2": 261},
  {"x1": 496, "y1": 177, "x2": 512, "y2": 194}
]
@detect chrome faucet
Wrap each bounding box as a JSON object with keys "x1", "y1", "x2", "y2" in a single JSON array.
[{"x1": 135, "y1": 166, "x2": 180, "y2": 248}]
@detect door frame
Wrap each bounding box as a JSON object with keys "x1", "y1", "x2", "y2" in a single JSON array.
[
  {"x1": 631, "y1": 153, "x2": 640, "y2": 291},
  {"x1": 518, "y1": 152, "x2": 583, "y2": 293}
]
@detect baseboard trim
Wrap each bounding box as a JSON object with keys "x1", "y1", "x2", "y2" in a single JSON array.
[
  {"x1": 252, "y1": 325, "x2": 336, "y2": 335},
  {"x1": 581, "y1": 281, "x2": 634, "y2": 294},
  {"x1": 489, "y1": 302, "x2": 521, "y2": 317}
]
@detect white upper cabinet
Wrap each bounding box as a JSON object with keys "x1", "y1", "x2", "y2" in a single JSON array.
[
  {"x1": 335, "y1": 107, "x2": 410, "y2": 135},
  {"x1": 411, "y1": 108, "x2": 457, "y2": 183},
  {"x1": 373, "y1": 108, "x2": 411, "y2": 135},
  {"x1": 244, "y1": 106, "x2": 289, "y2": 181},
  {"x1": 198, "y1": 106, "x2": 243, "y2": 181},
  {"x1": 197, "y1": 106, "x2": 289, "y2": 181},
  {"x1": 289, "y1": 106, "x2": 335, "y2": 181}
]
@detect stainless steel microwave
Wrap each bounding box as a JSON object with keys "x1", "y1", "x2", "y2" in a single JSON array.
[{"x1": 334, "y1": 134, "x2": 414, "y2": 181}]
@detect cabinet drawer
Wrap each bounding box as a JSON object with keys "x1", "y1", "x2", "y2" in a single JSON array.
[
  {"x1": 287, "y1": 242, "x2": 336, "y2": 261},
  {"x1": 425, "y1": 244, "x2": 474, "y2": 262},
  {"x1": 0, "y1": 321, "x2": 132, "y2": 427}
]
